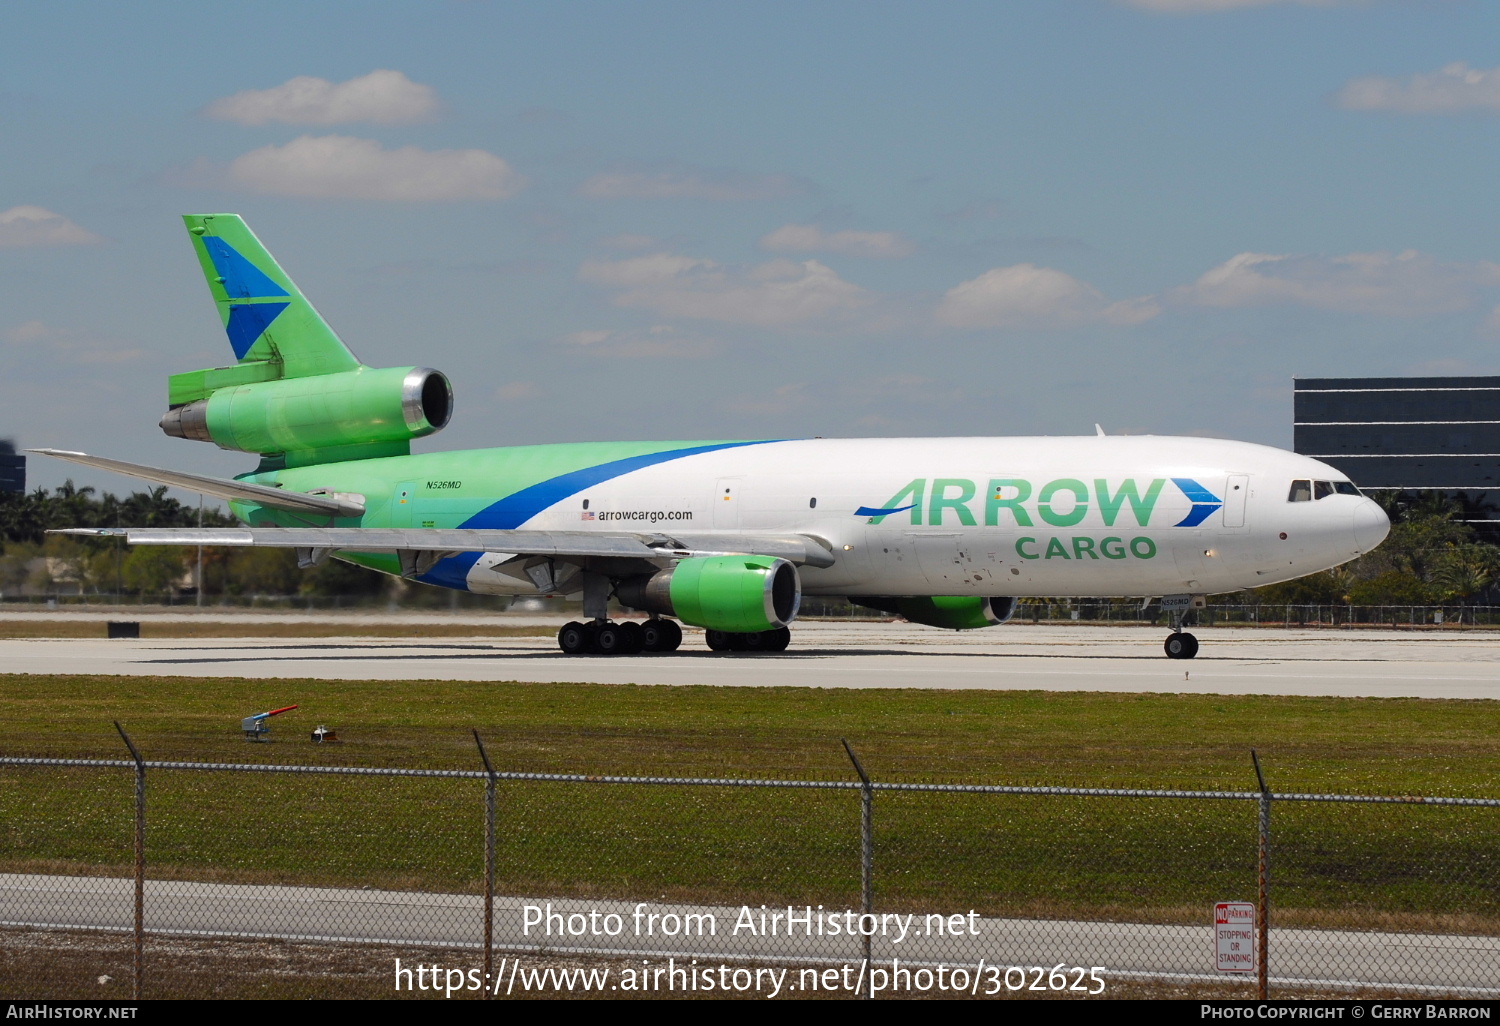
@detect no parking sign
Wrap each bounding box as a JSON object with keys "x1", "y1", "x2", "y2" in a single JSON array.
[{"x1": 1215, "y1": 902, "x2": 1256, "y2": 973}]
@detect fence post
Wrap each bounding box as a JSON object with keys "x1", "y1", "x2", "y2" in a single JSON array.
[
  {"x1": 1252, "y1": 749, "x2": 1270, "y2": 1001},
  {"x1": 114, "y1": 721, "x2": 144, "y2": 1001},
  {"x1": 473, "y1": 730, "x2": 498, "y2": 999},
  {"x1": 841, "y1": 738, "x2": 873, "y2": 999}
]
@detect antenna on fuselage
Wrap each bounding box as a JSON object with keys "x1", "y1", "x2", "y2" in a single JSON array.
[{"x1": 1095, "y1": 423, "x2": 1105, "y2": 437}]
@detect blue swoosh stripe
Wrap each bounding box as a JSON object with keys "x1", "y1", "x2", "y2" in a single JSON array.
[
  {"x1": 855, "y1": 503, "x2": 917, "y2": 518},
  {"x1": 415, "y1": 440, "x2": 786, "y2": 589},
  {"x1": 1175, "y1": 504, "x2": 1221, "y2": 528}
]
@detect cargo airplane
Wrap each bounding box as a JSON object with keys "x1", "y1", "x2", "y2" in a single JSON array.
[{"x1": 40, "y1": 215, "x2": 1390, "y2": 658}]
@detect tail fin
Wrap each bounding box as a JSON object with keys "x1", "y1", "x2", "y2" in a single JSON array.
[{"x1": 183, "y1": 214, "x2": 360, "y2": 378}]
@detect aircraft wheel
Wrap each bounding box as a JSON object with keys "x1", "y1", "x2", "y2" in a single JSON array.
[
  {"x1": 1164, "y1": 632, "x2": 1199, "y2": 659},
  {"x1": 558, "y1": 621, "x2": 591, "y2": 655},
  {"x1": 760, "y1": 626, "x2": 791, "y2": 652},
  {"x1": 618, "y1": 621, "x2": 645, "y2": 655},
  {"x1": 642, "y1": 619, "x2": 682, "y2": 652},
  {"x1": 705, "y1": 629, "x2": 735, "y2": 652},
  {"x1": 594, "y1": 623, "x2": 628, "y2": 656}
]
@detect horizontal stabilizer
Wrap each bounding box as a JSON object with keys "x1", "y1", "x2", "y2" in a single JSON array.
[
  {"x1": 28, "y1": 449, "x2": 365, "y2": 519},
  {"x1": 51, "y1": 526, "x2": 836, "y2": 568}
]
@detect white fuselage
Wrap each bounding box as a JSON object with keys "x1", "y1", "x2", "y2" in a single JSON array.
[{"x1": 451, "y1": 435, "x2": 1388, "y2": 599}]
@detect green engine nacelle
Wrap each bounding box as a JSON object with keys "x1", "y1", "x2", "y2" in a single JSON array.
[
  {"x1": 617, "y1": 555, "x2": 801, "y2": 633},
  {"x1": 852, "y1": 595, "x2": 1017, "y2": 630},
  {"x1": 161, "y1": 365, "x2": 452, "y2": 462}
]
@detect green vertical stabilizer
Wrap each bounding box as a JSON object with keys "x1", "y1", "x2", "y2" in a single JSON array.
[{"x1": 182, "y1": 213, "x2": 361, "y2": 381}]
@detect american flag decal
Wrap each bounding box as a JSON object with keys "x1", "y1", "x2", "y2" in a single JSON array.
[{"x1": 580, "y1": 511, "x2": 596, "y2": 521}]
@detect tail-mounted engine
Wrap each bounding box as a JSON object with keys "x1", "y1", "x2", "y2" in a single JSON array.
[{"x1": 162, "y1": 365, "x2": 452, "y2": 466}]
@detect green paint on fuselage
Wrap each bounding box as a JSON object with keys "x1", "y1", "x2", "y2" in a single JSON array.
[{"x1": 228, "y1": 439, "x2": 755, "y2": 574}]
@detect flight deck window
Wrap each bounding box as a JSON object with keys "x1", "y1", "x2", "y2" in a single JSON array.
[
  {"x1": 1314, "y1": 481, "x2": 1335, "y2": 500},
  {"x1": 1334, "y1": 482, "x2": 1361, "y2": 496},
  {"x1": 1288, "y1": 480, "x2": 1312, "y2": 502}
]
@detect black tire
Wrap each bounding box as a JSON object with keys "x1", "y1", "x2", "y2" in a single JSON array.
[
  {"x1": 618, "y1": 621, "x2": 645, "y2": 654},
  {"x1": 558, "y1": 621, "x2": 590, "y2": 655},
  {"x1": 1164, "y1": 632, "x2": 1199, "y2": 659},
  {"x1": 727, "y1": 632, "x2": 752, "y2": 651},
  {"x1": 642, "y1": 619, "x2": 683, "y2": 652},
  {"x1": 705, "y1": 629, "x2": 734, "y2": 651},
  {"x1": 594, "y1": 623, "x2": 626, "y2": 655},
  {"x1": 760, "y1": 626, "x2": 791, "y2": 652}
]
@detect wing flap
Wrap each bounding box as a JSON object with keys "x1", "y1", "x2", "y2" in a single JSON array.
[
  {"x1": 28, "y1": 449, "x2": 365, "y2": 518},
  {"x1": 51, "y1": 527, "x2": 837, "y2": 568}
]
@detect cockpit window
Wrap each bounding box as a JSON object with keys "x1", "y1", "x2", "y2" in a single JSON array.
[
  {"x1": 1314, "y1": 480, "x2": 1335, "y2": 500},
  {"x1": 1334, "y1": 481, "x2": 1361, "y2": 496},
  {"x1": 1288, "y1": 480, "x2": 1312, "y2": 502}
]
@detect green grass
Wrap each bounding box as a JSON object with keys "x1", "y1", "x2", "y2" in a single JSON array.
[{"x1": 2, "y1": 675, "x2": 1498, "y2": 929}]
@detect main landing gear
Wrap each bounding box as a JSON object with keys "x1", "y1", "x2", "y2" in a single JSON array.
[
  {"x1": 555, "y1": 620, "x2": 792, "y2": 655},
  {"x1": 705, "y1": 626, "x2": 791, "y2": 653},
  {"x1": 557, "y1": 618, "x2": 683, "y2": 656}
]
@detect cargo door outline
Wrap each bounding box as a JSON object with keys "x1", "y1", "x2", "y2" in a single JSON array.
[
  {"x1": 714, "y1": 478, "x2": 741, "y2": 530},
  {"x1": 1223, "y1": 474, "x2": 1248, "y2": 529}
]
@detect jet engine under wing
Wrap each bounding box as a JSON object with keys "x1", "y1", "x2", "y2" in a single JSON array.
[
  {"x1": 28, "y1": 449, "x2": 366, "y2": 518},
  {"x1": 52, "y1": 527, "x2": 838, "y2": 568}
]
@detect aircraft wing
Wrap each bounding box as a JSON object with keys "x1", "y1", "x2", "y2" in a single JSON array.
[
  {"x1": 28, "y1": 449, "x2": 366, "y2": 519},
  {"x1": 52, "y1": 526, "x2": 837, "y2": 569}
]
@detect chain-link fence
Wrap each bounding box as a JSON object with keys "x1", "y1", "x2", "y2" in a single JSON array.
[{"x1": 3, "y1": 730, "x2": 1497, "y2": 1000}]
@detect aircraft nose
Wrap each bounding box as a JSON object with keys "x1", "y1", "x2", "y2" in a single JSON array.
[{"x1": 1352, "y1": 499, "x2": 1390, "y2": 553}]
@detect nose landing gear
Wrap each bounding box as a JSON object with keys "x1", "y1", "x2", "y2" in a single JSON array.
[
  {"x1": 1164, "y1": 631, "x2": 1199, "y2": 659},
  {"x1": 1160, "y1": 594, "x2": 1204, "y2": 659}
]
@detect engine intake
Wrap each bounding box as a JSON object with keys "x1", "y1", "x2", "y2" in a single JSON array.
[{"x1": 617, "y1": 555, "x2": 801, "y2": 633}]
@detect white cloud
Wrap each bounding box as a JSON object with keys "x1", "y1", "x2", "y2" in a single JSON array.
[
  {"x1": 579, "y1": 253, "x2": 871, "y2": 327},
  {"x1": 0, "y1": 206, "x2": 104, "y2": 248},
  {"x1": 496, "y1": 381, "x2": 541, "y2": 401},
  {"x1": 203, "y1": 70, "x2": 440, "y2": 126},
  {"x1": 1176, "y1": 250, "x2": 1500, "y2": 317},
  {"x1": 224, "y1": 135, "x2": 525, "y2": 201},
  {"x1": 1337, "y1": 63, "x2": 1500, "y2": 115},
  {"x1": 937, "y1": 264, "x2": 1160, "y2": 329},
  {"x1": 599, "y1": 234, "x2": 660, "y2": 251},
  {"x1": 579, "y1": 170, "x2": 805, "y2": 201},
  {"x1": 3, "y1": 320, "x2": 143, "y2": 364},
  {"x1": 1117, "y1": 0, "x2": 1347, "y2": 11},
  {"x1": 554, "y1": 325, "x2": 719, "y2": 358},
  {"x1": 760, "y1": 224, "x2": 915, "y2": 259}
]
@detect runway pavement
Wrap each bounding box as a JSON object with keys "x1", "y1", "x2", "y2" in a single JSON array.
[
  {"x1": 1, "y1": 617, "x2": 1498, "y2": 699},
  {"x1": 2, "y1": 873, "x2": 1494, "y2": 993}
]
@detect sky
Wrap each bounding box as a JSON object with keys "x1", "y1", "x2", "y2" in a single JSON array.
[{"x1": 4, "y1": 0, "x2": 1500, "y2": 497}]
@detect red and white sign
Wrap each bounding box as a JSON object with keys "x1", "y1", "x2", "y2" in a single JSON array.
[{"x1": 1214, "y1": 902, "x2": 1256, "y2": 973}]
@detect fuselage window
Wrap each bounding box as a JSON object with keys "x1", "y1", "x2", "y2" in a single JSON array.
[
  {"x1": 1288, "y1": 480, "x2": 1312, "y2": 502},
  {"x1": 1313, "y1": 480, "x2": 1334, "y2": 500},
  {"x1": 809, "y1": 497, "x2": 817, "y2": 508},
  {"x1": 1334, "y1": 481, "x2": 1361, "y2": 496}
]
